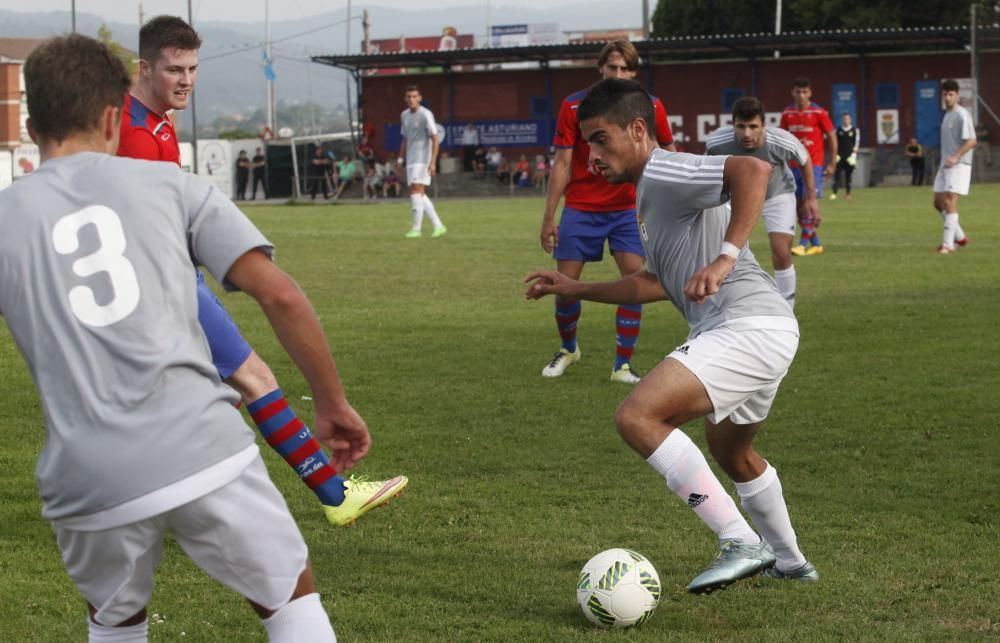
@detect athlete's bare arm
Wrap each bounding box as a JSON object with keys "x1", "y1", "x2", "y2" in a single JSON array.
[
  {"x1": 525, "y1": 268, "x2": 667, "y2": 305},
  {"x1": 226, "y1": 249, "x2": 370, "y2": 472},
  {"x1": 684, "y1": 156, "x2": 770, "y2": 304},
  {"x1": 540, "y1": 148, "x2": 573, "y2": 253}
]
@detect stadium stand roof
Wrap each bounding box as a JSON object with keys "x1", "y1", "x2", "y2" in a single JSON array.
[{"x1": 313, "y1": 25, "x2": 1000, "y2": 71}]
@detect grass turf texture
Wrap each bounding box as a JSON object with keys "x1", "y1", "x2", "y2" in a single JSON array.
[{"x1": 1, "y1": 185, "x2": 999, "y2": 641}]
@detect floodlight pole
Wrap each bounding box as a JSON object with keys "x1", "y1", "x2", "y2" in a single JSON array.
[
  {"x1": 188, "y1": 0, "x2": 199, "y2": 174},
  {"x1": 642, "y1": 0, "x2": 649, "y2": 39},
  {"x1": 970, "y1": 3, "x2": 979, "y2": 126},
  {"x1": 773, "y1": 0, "x2": 782, "y2": 58},
  {"x1": 71, "y1": 0, "x2": 76, "y2": 33}
]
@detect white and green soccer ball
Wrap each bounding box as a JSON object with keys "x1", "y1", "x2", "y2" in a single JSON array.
[{"x1": 576, "y1": 548, "x2": 661, "y2": 629}]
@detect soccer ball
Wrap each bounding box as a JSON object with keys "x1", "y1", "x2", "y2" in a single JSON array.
[{"x1": 576, "y1": 548, "x2": 661, "y2": 629}]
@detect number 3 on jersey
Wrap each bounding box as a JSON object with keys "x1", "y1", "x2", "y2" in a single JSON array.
[{"x1": 52, "y1": 206, "x2": 140, "y2": 327}]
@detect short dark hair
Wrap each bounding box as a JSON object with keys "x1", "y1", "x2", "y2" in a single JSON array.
[
  {"x1": 792, "y1": 77, "x2": 811, "y2": 89},
  {"x1": 941, "y1": 78, "x2": 959, "y2": 93},
  {"x1": 732, "y1": 96, "x2": 765, "y2": 122},
  {"x1": 405, "y1": 85, "x2": 420, "y2": 94},
  {"x1": 597, "y1": 39, "x2": 639, "y2": 71},
  {"x1": 139, "y1": 15, "x2": 201, "y2": 63},
  {"x1": 577, "y1": 78, "x2": 656, "y2": 140},
  {"x1": 25, "y1": 34, "x2": 131, "y2": 144}
]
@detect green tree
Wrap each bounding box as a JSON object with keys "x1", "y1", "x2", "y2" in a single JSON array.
[
  {"x1": 652, "y1": 0, "x2": 995, "y2": 37},
  {"x1": 97, "y1": 24, "x2": 137, "y2": 75}
]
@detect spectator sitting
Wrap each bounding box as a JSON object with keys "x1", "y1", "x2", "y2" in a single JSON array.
[
  {"x1": 334, "y1": 154, "x2": 359, "y2": 199},
  {"x1": 513, "y1": 154, "x2": 531, "y2": 187},
  {"x1": 532, "y1": 154, "x2": 548, "y2": 188},
  {"x1": 356, "y1": 135, "x2": 376, "y2": 170},
  {"x1": 473, "y1": 146, "x2": 488, "y2": 178},
  {"x1": 495, "y1": 155, "x2": 511, "y2": 185},
  {"x1": 363, "y1": 165, "x2": 379, "y2": 200},
  {"x1": 486, "y1": 146, "x2": 503, "y2": 171},
  {"x1": 380, "y1": 157, "x2": 401, "y2": 197}
]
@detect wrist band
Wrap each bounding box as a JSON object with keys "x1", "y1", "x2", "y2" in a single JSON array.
[{"x1": 720, "y1": 241, "x2": 741, "y2": 259}]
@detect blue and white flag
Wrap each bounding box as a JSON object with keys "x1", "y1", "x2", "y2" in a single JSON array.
[{"x1": 262, "y1": 49, "x2": 276, "y2": 81}]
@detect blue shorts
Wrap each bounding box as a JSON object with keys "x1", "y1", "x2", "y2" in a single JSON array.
[
  {"x1": 196, "y1": 270, "x2": 253, "y2": 380},
  {"x1": 553, "y1": 207, "x2": 645, "y2": 262},
  {"x1": 793, "y1": 165, "x2": 825, "y2": 199}
]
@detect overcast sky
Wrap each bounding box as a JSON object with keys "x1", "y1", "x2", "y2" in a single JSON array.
[{"x1": 0, "y1": 0, "x2": 622, "y2": 25}]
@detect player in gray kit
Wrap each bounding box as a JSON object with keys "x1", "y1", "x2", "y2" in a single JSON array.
[
  {"x1": 706, "y1": 96, "x2": 821, "y2": 308},
  {"x1": 932, "y1": 78, "x2": 976, "y2": 254},
  {"x1": 526, "y1": 79, "x2": 817, "y2": 593},
  {"x1": 0, "y1": 35, "x2": 363, "y2": 641},
  {"x1": 399, "y1": 84, "x2": 447, "y2": 238}
]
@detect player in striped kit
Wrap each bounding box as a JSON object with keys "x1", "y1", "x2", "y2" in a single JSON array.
[
  {"x1": 539, "y1": 40, "x2": 675, "y2": 384},
  {"x1": 706, "y1": 97, "x2": 821, "y2": 308},
  {"x1": 780, "y1": 77, "x2": 836, "y2": 256},
  {"x1": 527, "y1": 79, "x2": 817, "y2": 594},
  {"x1": 118, "y1": 16, "x2": 406, "y2": 527}
]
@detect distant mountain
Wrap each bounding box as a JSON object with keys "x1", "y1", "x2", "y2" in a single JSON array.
[{"x1": 0, "y1": 4, "x2": 640, "y2": 134}]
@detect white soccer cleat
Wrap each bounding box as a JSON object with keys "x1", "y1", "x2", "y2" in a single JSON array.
[
  {"x1": 610, "y1": 363, "x2": 641, "y2": 384},
  {"x1": 542, "y1": 347, "x2": 581, "y2": 377}
]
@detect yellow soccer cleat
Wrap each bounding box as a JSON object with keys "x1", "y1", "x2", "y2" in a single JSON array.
[
  {"x1": 804, "y1": 245, "x2": 824, "y2": 255},
  {"x1": 324, "y1": 475, "x2": 408, "y2": 526},
  {"x1": 790, "y1": 245, "x2": 807, "y2": 257}
]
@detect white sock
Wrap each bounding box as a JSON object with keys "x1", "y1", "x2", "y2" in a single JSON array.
[
  {"x1": 942, "y1": 213, "x2": 958, "y2": 249},
  {"x1": 422, "y1": 194, "x2": 443, "y2": 228},
  {"x1": 262, "y1": 593, "x2": 336, "y2": 643},
  {"x1": 941, "y1": 210, "x2": 966, "y2": 242},
  {"x1": 88, "y1": 618, "x2": 148, "y2": 643},
  {"x1": 735, "y1": 464, "x2": 807, "y2": 572},
  {"x1": 773, "y1": 266, "x2": 796, "y2": 308},
  {"x1": 647, "y1": 430, "x2": 758, "y2": 544},
  {"x1": 409, "y1": 194, "x2": 424, "y2": 231}
]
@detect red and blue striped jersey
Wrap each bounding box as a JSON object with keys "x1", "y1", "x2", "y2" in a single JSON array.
[
  {"x1": 554, "y1": 88, "x2": 673, "y2": 212},
  {"x1": 117, "y1": 93, "x2": 180, "y2": 165},
  {"x1": 779, "y1": 102, "x2": 834, "y2": 167}
]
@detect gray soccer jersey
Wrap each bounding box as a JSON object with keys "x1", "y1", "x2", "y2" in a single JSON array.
[
  {"x1": 940, "y1": 105, "x2": 976, "y2": 166},
  {"x1": 636, "y1": 150, "x2": 794, "y2": 337},
  {"x1": 400, "y1": 106, "x2": 438, "y2": 166},
  {"x1": 705, "y1": 126, "x2": 808, "y2": 200},
  {"x1": 0, "y1": 152, "x2": 272, "y2": 521}
]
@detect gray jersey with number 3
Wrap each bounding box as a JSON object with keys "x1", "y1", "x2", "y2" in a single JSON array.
[
  {"x1": 0, "y1": 152, "x2": 272, "y2": 521},
  {"x1": 635, "y1": 150, "x2": 794, "y2": 337}
]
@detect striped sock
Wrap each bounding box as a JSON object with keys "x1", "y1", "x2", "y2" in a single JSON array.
[
  {"x1": 248, "y1": 389, "x2": 346, "y2": 506},
  {"x1": 614, "y1": 304, "x2": 642, "y2": 370},
  {"x1": 555, "y1": 299, "x2": 581, "y2": 353}
]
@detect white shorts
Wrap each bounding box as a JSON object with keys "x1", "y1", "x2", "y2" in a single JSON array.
[
  {"x1": 53, "y1": 456, "x2": 308, "y2": 626},
  {"x1": 760, "y1": 193, "x2": 797, "y2": 236},
  {"x1": 933, "y1": 164, "x2": 971, "y2": 195},
  {"x1": 667, "y1": 319, "x2": 799, "y2": 425},
  {"x1": 406, "y1": 163, "x2": 431, "y2": 186}
]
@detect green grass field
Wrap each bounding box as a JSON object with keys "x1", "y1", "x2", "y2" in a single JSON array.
[{"x1": 2, "y1": 185, "x2": 999, "y2": 641}]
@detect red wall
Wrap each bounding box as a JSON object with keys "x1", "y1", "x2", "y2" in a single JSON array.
[{"x1": 360, "y1": 51, "x2": 998, "y2": 159}]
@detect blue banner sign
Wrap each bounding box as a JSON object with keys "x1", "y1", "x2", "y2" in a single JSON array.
[{"x1": 385, "y1": 120, "x2": 549, "y2": 151}]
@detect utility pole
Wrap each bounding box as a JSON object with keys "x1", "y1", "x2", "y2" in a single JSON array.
[
  {"x1": 265, "y1": 0, "x2": 275, "y2": 136},
  {"x1": 188, "y1": 0, "x2": 198, "y2": 174},
  {"x1": 642, "y1": 0, "x2": 649, "y2": 39},
  {"x1": 71, "y1": 0, "x2": 76, "y2": 33}
]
